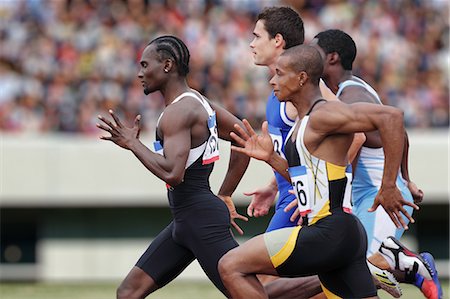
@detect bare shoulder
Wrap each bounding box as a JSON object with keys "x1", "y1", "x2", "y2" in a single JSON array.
[
  {"x1": 308, "y1": 101, "x2": 348, "y2": 130},
  {"x1": 315, "y1": 100, "x2": 345, "y2": 113},
  {"x1": 160, "y1": 96, "x2": 205, "y2": 129},
  {"x1": 339, "y1": 85, "x2": 379, "y2": 105}
]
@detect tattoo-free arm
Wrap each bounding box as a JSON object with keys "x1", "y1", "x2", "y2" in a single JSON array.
[
  {"x1": 210, "y1": 101, "x2": 250, "y2": 197},
  {"x1": 97, "y1": 108, "x2": 191, "y2": 187},
  {"x1": 400, "y1": 131, "x2": 424, "y2": 204},
  {"x1": 310, "y1": 102, "x2": 419, "y2": 228}
]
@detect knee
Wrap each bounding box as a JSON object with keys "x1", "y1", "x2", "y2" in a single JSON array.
[
  {"x1": 116, "y1": 284, "x2": 128, "y2": 299},
  {"x1": 116, "y1": 283, "x2": 144, "y2": 299},
  {"x1": 219, "y1": 249, "x2": 240, "y2": 282},
  {"x1": 116, "y1": 283, "x2": 134, "y2": 299}
]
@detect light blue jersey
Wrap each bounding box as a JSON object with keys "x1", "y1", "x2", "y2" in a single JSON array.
[{"x1": 337, "y1": 77, "x2": 414, "y2": 256}]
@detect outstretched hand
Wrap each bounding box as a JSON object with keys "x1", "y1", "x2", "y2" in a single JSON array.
[
  {"x1": 218, "y1": 195, "x2": 248, "y2": 235},
  {"x1": 97, "y1": 110, "x2": 141, "y2": 150},
  {"x1": 369, "y1": 185, "x2": 419, "y2": 229},
  {"x1": 245, "y1": 185, "x2": 277, "y2": 218},
  {"x1": 230, "y1": 120, "x2": 274, "y2": 162}
]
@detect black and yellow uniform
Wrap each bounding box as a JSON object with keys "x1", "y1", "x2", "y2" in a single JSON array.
[
  {"x1": 135, "y1": 92, "x2": 238, "y2": 294},
  {"x1": 263, "y1": 100, "x2": 377, "y2": 298}
]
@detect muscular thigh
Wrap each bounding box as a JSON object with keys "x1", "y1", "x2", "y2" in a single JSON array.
[
  {"x1": 319, "y1": 259, "x2": 377, "y2": 298},
  {"x1": 265, "y1": 214, "x2": 376, "y2": 297},
  {"x1": 173, "y1": 195, "x2": 239, "y2": 294},
  {"x1": 136, "y1": 222, "x2": 194, "y2": 287}
]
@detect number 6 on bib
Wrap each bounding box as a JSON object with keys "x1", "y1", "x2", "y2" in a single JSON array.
[{"x1": 288, "y1": 165, "x2": 312, "y2": 217}]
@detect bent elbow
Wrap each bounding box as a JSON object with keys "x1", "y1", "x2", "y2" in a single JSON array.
[
  {"x1": 383, "y1": 107, "x2": 404, "y2": 128},
  {"x1": 391, "y1": 107, "x2": 404, "y2": 121},
  {"x1": 165, "y1": 173, "x2": 184, "y2": 187}
]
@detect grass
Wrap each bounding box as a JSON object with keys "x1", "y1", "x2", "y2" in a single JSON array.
[{"x1": 0, "y1": 280, "x2": 447, "y2": 299}]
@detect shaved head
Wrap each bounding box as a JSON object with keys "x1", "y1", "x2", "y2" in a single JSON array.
[{"x1": 281, "y1": 45, "x2": 323, "y2": 85}]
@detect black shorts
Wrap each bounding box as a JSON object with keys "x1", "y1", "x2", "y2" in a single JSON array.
[
  {"x1": 136, "y1": 193, "x2": 238, "y2": 294},
  {"x1": 264, "y1": 211, "x2": 377, "y2": 298}
]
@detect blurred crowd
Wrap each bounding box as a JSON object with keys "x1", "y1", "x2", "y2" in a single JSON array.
[{"x1": 0, "y1": 0, "x2": 448, "y2": 135}]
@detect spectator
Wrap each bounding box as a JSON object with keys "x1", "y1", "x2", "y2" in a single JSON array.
[{"x1": 0, "y1": 0, "x2": 448, "y2": 134}]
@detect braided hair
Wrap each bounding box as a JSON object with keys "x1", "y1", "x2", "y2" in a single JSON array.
[{"x1": 148, "y1": 35, "x2": 190, "y2": 76}]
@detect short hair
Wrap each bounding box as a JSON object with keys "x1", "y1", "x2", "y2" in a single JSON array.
[
  {"x1": 313, "y1": 29, "x2": 356, "y2": 71},
  {"x1": 257, "y1": 6, "x2": 304, "y2": 49},
  {"x1": 148, "y1": 35, "x2": 190, "y2": 76},
  {"x1": 281, "y1": 45, "x2": 323, "y2": 85}
]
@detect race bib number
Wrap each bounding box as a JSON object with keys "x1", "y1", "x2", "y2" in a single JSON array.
[
  {"x1": 153, "y1": 140, "x2": 164, "y2": 156},
  {"x1": 268, "y1": 124, "x2": 285, "y2": 159},
  {"x1": 343, "y1": 164, "x2": 353, "y2": 213},
  {"x1": 288, "y1": 165, "x2": 312, "y2": 216},
  {"x1": 202, "y1": 112, "x2": 220, "y2": 164}
]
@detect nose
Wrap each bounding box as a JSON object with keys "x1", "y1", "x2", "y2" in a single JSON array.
[
  {"x1": 138, "y1": 70, "x2": 143, "y2": 78},
  {"x1": 269, "y1": 75, "x2": 275, "y2": 86},
  {"x1": 249, "y1": 38, "x2": 255, "y2": 49}
]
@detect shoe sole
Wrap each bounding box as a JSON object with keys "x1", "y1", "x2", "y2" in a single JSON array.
[
  {"x1": 368, "y1": 262, "x2": 402, "y2": 298},
  {"x1": 420, "y1": 252, "x2": 443, "y2": 299}
]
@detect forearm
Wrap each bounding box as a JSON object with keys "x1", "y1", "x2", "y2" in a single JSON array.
[
  {"x1": 268, "y1": 176, "x2": 278, "y2": 191},
  {"x1": 129, "y1": 140, "x2": 183, "y2": 186},
  {"x1": 347, "y1": 132, "x2": 365, "y2": 163},
  {"x1": 400, "y1": 131, "x2": 410, "y2": 182},
  {"x1": 379, "y1": 109, "x2": 405, "y2": 186},
  {"x1": 268, "y1": 153, "x2": 290, "y2": 183},
  {"x1": 218, "y1": 149, "x2": 250, "y2": 196}
]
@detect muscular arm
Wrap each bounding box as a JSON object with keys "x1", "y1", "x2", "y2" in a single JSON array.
[
  {"x1": 98, "y1": 107, "x2": 192, "y2": 187},
  {"x1": 309, "y1": 102, "x2": 418, "y2": 228},
  {"x1": 132, "y1": 105, "x2": 193, "y2": 186},
  {"x1": 400, "y1": 131, "x2": 424, "y2": 203},
  {"x1": 310, "y1": 102, "x2": 404, "y2": 185},
  {"x1": 210, "y1": 101, "x2": 250, "y2": 197},
  {"x1": 400, "y1": 131, "x2": 411, "y2": 182},
  {"x1": 320, "y1": 82, "x2": 366, "y2": 162}
]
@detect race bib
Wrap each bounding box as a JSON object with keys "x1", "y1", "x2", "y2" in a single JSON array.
[
  {"x1": 343, "y1": 164, "x2": 353, "y2": 213},
  {"x1": 288, "y1": 165, "x2": 313, "y2": 216},
  {"x1": 268, "y1": 124, "x2": 285, "y2": 159},
  {"x1": 202, "y1": 112, "x2": 220, "y2": 164},
  {"x1": 153, "y1": 140, "x2": 164, "y2": 156}
]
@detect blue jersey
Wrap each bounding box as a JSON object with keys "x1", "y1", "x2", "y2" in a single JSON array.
[{"x1": 266, "y1": 91, "x2": 296, "y2": 209}]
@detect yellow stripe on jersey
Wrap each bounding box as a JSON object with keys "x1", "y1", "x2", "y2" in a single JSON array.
[
  {"x1": 321, "y1": 283, "x2": 343, "y2": 298},
  {"x1": 310, "y1": 199, "x2": 331, "y2": 225},
  {"x1": 271, "y1": 226, "x2": 302, "y2": 268},
  {"x1": 326, "y1": 162, "x2": 346, "y2": 181}
]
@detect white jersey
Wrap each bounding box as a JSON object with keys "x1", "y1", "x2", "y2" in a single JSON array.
[{"x1": 286, "y1": 115, "x2": 348, "y2": 225}]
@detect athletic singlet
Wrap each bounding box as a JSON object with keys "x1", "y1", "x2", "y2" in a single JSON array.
[
  {"x1": 154, "y1": 91, "x2": 219, "y2": 169},
  {"x1": 266, "y1": 90, "x2": 296, "y2": 203},
  {"x1": 284, "y1": 100, "x2": 348, "y2": 226}
]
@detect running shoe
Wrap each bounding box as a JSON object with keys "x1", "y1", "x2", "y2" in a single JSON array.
[
  {"x1": 414, "y1": 252, "x2": 443, "y2": 299},
  {"x1": 367, "y1": 261, "x2": 402, "y2": 298},
  {"x1": 379, "y1": 236, "x2": 433, "y2": 280}
]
